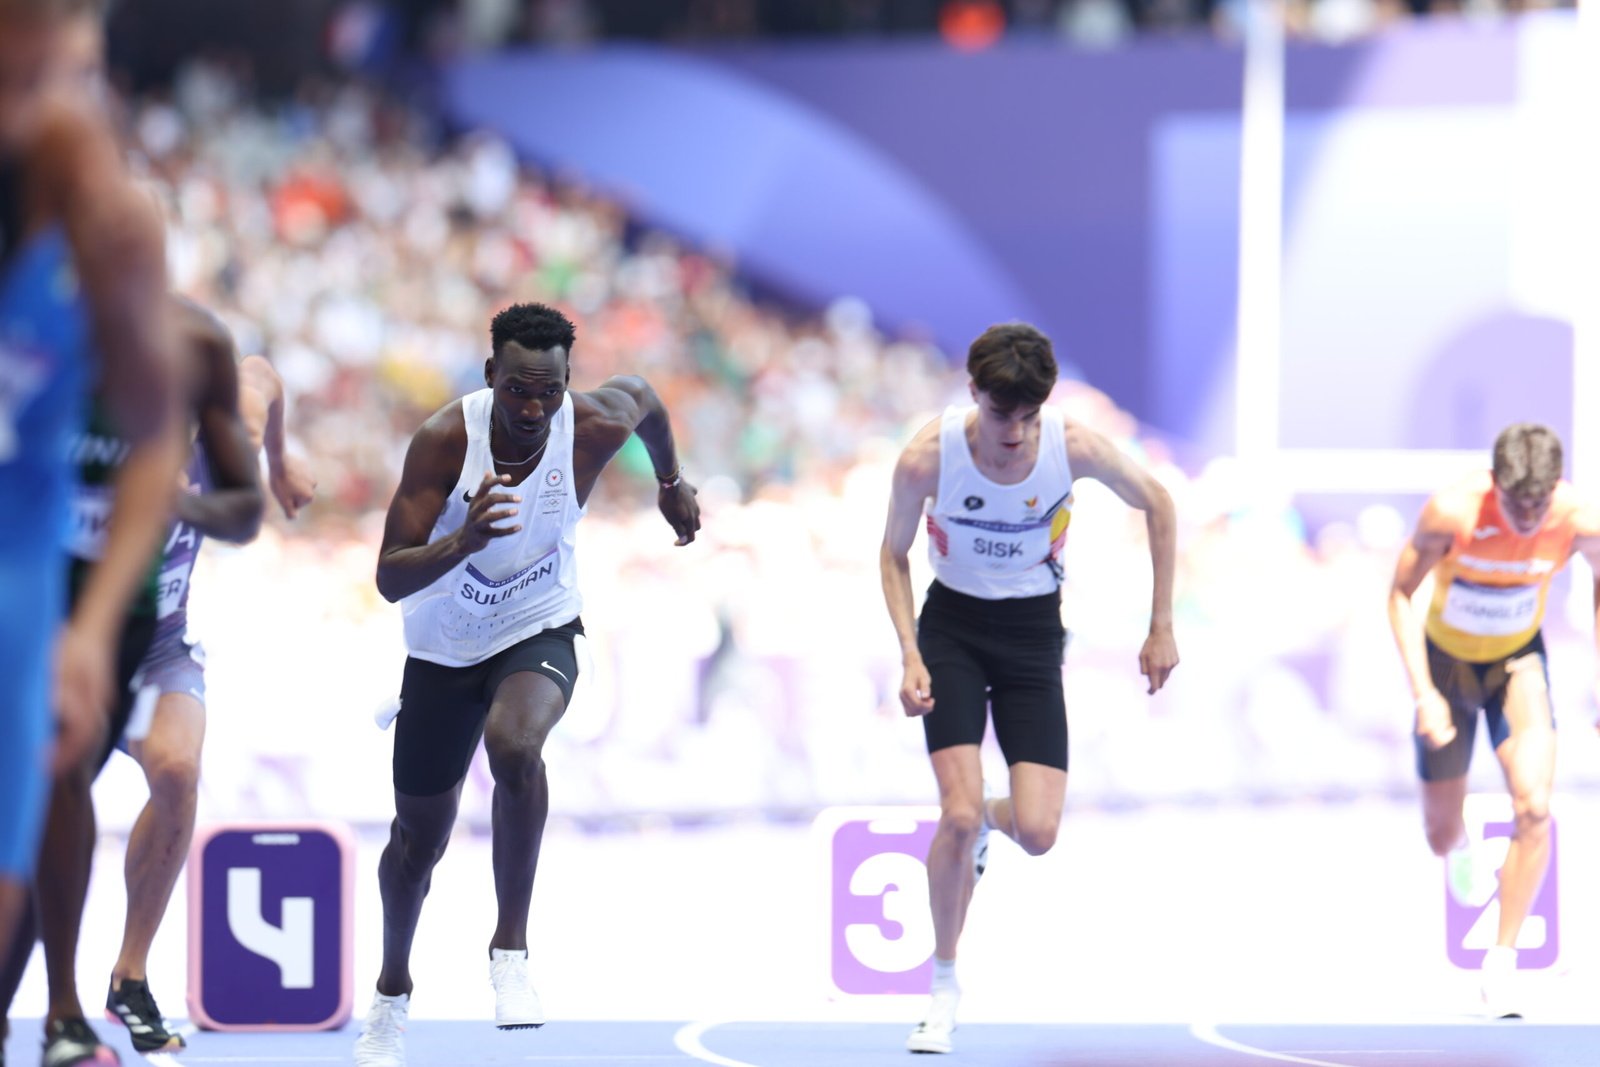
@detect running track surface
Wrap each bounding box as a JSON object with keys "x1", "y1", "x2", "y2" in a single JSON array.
[{"x1": 5, "y1": 1020, "x2": 1595, "y2": 1067}]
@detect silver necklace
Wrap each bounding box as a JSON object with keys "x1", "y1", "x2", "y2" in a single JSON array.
[{"x1": 490, "y1": 422, "x2": 549, "y2": 468}]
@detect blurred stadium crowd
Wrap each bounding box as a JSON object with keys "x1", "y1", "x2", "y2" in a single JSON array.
[
  {"x1": 374, "y1": 0, "x2": 1579, "y2": 53},
  {"x1": 90, "y1": 59, "x2": 1599, "y2": 833}
]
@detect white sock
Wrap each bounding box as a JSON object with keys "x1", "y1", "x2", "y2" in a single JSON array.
[
  {"x1": 1483, "y1": 945, "x2": 1517, "y2": 970},
  {"x1": 931, "y1": 957, "x2": 959, "y2": 994},
  {"x1": 491, "y1": 948, "x2": 529, "y2": 961},
  {"x1": 373, "y1": 990, "x2": 407, "y2": 1005}
]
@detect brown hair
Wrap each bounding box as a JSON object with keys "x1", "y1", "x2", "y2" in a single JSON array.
[
  {"x1": 1492, "y1": 423, "x2": 1563, "y2": 497},
  {"x1": 966, "y1": 322, "x2": 1057, "y2": 412}
]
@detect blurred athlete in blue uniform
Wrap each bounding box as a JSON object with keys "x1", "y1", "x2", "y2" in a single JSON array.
[{"x1": 0, "y1": 2, "x2": 180, "y2": 1057}]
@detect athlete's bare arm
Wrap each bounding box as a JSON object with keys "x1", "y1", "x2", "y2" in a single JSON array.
[
  {"x1": 239, "y1": 354, "x2": 316, "y2": 518},
  {"x1": 880, "y1": 418, "x2": 941, "y2": 716},
  {"x1": 35, "y1": 98, "x2": 179, "y2": 443},
  {"x1": 51, "y1": 419, "x2": 186, "y2": 770},
  {"x1": 376, "y1": 404, "x2": 524, "y2": 603},
  {"x1": 573, "y1": 376, "x2": 699, "y2": 545},
  {"x1": 170, "y1": 300, "x2": 262, "y2": 544},
  {"x1": 31, "y1": 102, "x2": 186, "y2": 770},
  {"x1": 1065, "y1": 422, "x2": 1179, "y2": 694},
  {"x1": 1388, "y1": 494, "x2": 1461, "y2": 750}
]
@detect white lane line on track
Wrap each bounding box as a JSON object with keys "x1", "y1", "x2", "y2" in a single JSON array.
[
  {"x1": 673, "y1": 1020, "x2": 764, "y2": 1067},
  {"x1": 1189, "y1": 1023, "x2": 1356, "y2": 1067},
  {"x1": 141, "y1": 1022, "x2": 198, "y2": 1064}
]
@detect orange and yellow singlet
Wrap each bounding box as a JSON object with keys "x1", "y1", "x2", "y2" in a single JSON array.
[{"x1": 1424, "y1": 472, "x2": 1582, "y2": 663}]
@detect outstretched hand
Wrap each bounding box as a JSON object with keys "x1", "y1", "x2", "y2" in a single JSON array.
[{"x1": 659, "y1": 479, "x2": 701, "y2": 546}]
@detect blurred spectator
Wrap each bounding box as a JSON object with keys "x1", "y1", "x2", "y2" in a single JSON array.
[{"x1": 104, "y1": 0, "x2": 1584, "y2": 97}]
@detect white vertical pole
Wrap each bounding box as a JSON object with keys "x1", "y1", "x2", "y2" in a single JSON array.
[
  {"x1": 1568, "y1": 4, "x2": 1600, "y2": 631},
  {"x1": 1575, "y1": 4, "x2": 1600, "y2": 490},
  {"x1": 1234, "y1": 0, "x2": 1287, "y2": 473}
]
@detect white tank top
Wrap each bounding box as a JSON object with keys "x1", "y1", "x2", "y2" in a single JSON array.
[
  {"x1": 402, "y1": 389, "x2": 586, "y2": 667},
  {"x1": 925, "y1": 404, "x2": 1074, "y2": 600}
]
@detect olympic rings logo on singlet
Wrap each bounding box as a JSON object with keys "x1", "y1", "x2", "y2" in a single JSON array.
[{"x1": 456, "y1": 548, "x2": 560, "y2": 619}]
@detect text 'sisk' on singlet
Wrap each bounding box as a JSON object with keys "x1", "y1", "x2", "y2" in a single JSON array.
[
  {"x1": 402, "y1": 389, "x2": 586, "y2": 668},
  {"x1": 1424, "y1": 472, "x2": 1582, "y2": 663},
  {"x1": 925, "y1": 404, "x2": 1074, "y2": 600}
]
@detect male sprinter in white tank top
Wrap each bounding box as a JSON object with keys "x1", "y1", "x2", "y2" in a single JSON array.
[
  {"x1": 357, "y1": 303, "x2": 699, "y2": 1066},
  {"x1": 880, "y1": 323, "x2": 1178, "y2": 1054}
]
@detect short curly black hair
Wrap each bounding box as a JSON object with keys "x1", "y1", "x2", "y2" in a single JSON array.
[{"x1": 490, "y1": 303, "x2": 576, "y2": 360}]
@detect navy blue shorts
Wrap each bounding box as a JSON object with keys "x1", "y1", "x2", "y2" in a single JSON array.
[{"x1": 1416, "y1": 632, "x2": 1552, "y2": 782}]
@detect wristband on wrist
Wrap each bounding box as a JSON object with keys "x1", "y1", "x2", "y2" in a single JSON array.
[{"x1": 656, "y1": 466, "x2": 682, "y2": 489}]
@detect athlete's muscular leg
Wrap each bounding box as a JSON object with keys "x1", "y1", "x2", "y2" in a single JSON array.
[
  {"x1": 0, "y1": 882, "x2": 34, "y2": 1034},
  {"x1": 987, "y1": 762, "x2": 1066, "y2": 857},
  {"x1": 0, "y1": 883, "x2": 21, "y2": 1047},
  {"x1": 376, "y1": 782, "x2": 464, "y2": 997},
  {"x1": 115, "y1": 693, "x2": 205, "y2": 982},
  {"x1": 482, "y1": 672, "x2": 566, "y2": 954},
  {"x1": 37, "y1": 762, "x2": 96, "y2": 1025},
  {"x1": 0, "y1": 882, "x2": 22, "y2": 963},
  {"x1": 927, "y1": 745, "x2": 985, "y2": 962},
  {"x1": 1492, "y1": 655, "x2": 1556, "y2": 949},
  {"x1": 1421, "y1": 776, "x2": 1469, "y2": 856}
]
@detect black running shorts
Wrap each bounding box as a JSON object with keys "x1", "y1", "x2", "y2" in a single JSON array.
[
  {"x1": 1417, "y1": 631, "x2": 1551, "y2": 782},
  {"x1": 393, "y1": 619, "x2": 583, "y2": 797},
  {"x1": 915, "y1": 580, "x2": 1068, "y2": 770}
]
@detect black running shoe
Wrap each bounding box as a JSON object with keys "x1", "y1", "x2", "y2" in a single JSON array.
[
  {"x1": 41, "y1": 1017, "x2": 118, "y2": 1067},
  {"x1": 105, "y1": 978, "x2": 185, "y2": 1053}
]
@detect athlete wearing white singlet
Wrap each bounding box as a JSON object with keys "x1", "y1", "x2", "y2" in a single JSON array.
[
  {"x1": 389, "y1": 384, "x2": 588, "y2": 798},
  {"x1": 918, "y1": 403, "x2": 1076, "y2": 766},
  {"x1": 358, "y1": 303, "x2": 699, "y2": 1067},
  {"x1": 881, "y1": 322, "x2": 1178, "y2": 1055},
  {"x1": 400, "y1": 386, "x2": 585, "y2": 670},
  {"x1": 926, "y1": 403, "x2": 1073, "y2": 598}
]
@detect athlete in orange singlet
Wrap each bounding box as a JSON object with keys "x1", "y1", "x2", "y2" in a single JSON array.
[{"x1": 1387, "y1": 423, "x2": 1600, "y2": 1018}]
